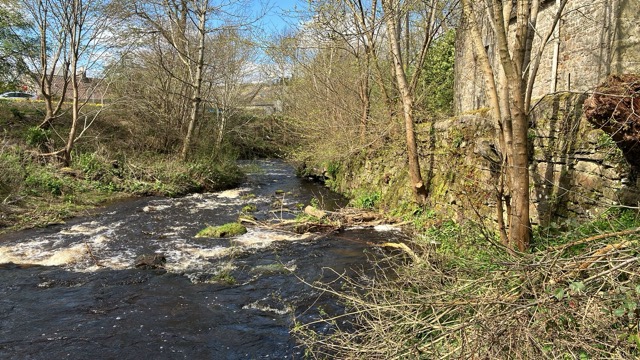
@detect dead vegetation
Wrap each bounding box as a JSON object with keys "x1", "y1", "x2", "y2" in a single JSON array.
[
  {"x1": 294, "y1": 219, "x2": 640, "y2": 359},
  {"x1": 584, "y1": 74, "x2": 640, "y2": 174},
  {"x1": 240, "y1": 206, "x2": 405, "y2": 236}
]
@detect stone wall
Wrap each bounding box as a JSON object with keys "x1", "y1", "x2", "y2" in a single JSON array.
[
  {"x1": 454, "y1": 0, "x2": 640, "y2": 113},
  {"x1": 329, "y1": 94, "x2": 639, "y2": 225},
  {"x1": 528, "y1": 94, "x2": 639, "y2": 224}
]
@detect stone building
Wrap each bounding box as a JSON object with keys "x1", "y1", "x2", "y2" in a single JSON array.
[
  {"x1": 454, "y1": 0, "x2": 640, "y2": 113},
  {"x1": 49, "y1": 68, "x2": 108, "y2": 103}
]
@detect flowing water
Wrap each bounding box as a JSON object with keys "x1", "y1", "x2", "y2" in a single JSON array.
[{"x1": 0, "y1": 160, "x2": 403, "y2": 359}]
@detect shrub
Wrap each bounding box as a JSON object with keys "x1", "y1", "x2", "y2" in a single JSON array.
[
  {"x1": 74, "y1": 152, "x2": 107, "y2": 180},
  {"x1": 353, "y1": 190, "x2": 381, "y2": 209},
  {"x1": 24, "y1": 170, "x2": 65, "y2": 196},
  {"x1": 25, "y1": 126, "x2": 50, "y2": 147}
]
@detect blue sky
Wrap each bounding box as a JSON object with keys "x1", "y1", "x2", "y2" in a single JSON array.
[{"x1": 256, "y1": 0, "x2": 307, "y2": 35}]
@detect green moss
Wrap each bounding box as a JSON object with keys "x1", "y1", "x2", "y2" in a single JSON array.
[
  {"x1": 250, "y1": 263, "x2": 291, "y2": 275},
  {"x1": 240, "y1": 193, "x2": 256, "y2": 200},
  {"x1": 211, "y1": 270, "x2": 236, "y2": 284},
  {"x1": 241, "y1": 204, "x2": 257, "y2": 213},
  {"x1": 196, "y1": 222, "x2": 247, "y2": 238}
]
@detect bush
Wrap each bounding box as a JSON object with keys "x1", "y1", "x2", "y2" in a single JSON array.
[
  {"x1": 24, "y1": 170, "x2": 66, "y2": 196},
  {"x1": 25, "y1": 126, "x2": 50, "y2": 147},
  {"x1": 74, "y1": 152, "x2": 108, "y2": 180},
  {"x1": 352, "y1": 190, "x2": 381, "y2": 209}
]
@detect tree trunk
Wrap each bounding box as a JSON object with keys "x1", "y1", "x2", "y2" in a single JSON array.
[
  {"x1": 34, "y1": 0, "x2": 68, "y2": 130},
  {"x1": 462, "y1": 0, "x2": 535, "y2": 249},
  {"x1": 180, "y1": 4, "x2": 207, "y2": 161},
  {"x1": 509, "y1": 104, "x2": 531, "y2": 251},
  {"x1": 63, "y1": 73, "x2": 79, "y2": 166},
  {"x1": 383, "y1": 1, "x2": 428, "y2": 205},
  {"x1": 359, "y1": 55, "x2": 370, "y2": 141},
  {"x1": 63, "y1": 0, "x2": 81, "y2": 167}
]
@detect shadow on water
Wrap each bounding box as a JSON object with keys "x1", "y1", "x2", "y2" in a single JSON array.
[{"x1": 0, "y1": 160, "x2": 403, "y2": 359}]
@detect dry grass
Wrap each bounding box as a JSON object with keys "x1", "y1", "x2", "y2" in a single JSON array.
[{"x1": 295, "y1": 223, "x2": 640, "y2": 359}]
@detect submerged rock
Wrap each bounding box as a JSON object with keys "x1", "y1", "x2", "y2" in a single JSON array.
[{"x1": 134, "y1": 253, "x2": 166, "y2": 269}]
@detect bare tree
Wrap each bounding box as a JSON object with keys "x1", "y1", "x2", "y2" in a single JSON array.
[
  {"x1": 22, "y1": 0, "x2": 116, "y2": 165},
  {"x1": 124, "y1": 0, "x2": 259, "y2": 161},
  {"x1": 23, "y1": 0, "x2": 71, "y2": 129},
  {"x1": 282, "y1": 0, "x2": 456, "y2": 203},
  {"x1": 107, "y1": 40, "x2": 191, "y2": 153},
  {"x1": 60, "y1": 0, "x2": 114, "y2": 165},
  {"x1": 125, "y1": 0, "x2": 208, "y2": 160},
  {"x1": 205, "y1": 28, "x2": 256, "y2": 150},
  {"x1": 461, "y1": 0, "x2": 567, "y2": 250},
  {"x1": 381, "y1": 0, "x2": 451, "y2": 205}
]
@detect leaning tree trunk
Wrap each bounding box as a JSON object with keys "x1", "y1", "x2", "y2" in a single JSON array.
[{"x1": 383, "y1": 0, "x2": 429, "y2": 205}]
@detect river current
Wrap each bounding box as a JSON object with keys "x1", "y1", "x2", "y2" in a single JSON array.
[{"x1": 0, "y1": 160, "x2": 401, "y2": 359}]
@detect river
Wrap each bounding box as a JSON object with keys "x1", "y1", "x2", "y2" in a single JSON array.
[{"x1": 0, "y1": 160, "x2": 402, "y2": 359}]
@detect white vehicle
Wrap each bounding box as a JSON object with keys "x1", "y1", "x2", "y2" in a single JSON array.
[{"x1": 0, "y1": 91, "x2": 37, "y2": 100}]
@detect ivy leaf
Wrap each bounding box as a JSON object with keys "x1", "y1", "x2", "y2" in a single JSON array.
[
  {"x1": 614, "y1": 307, "x2": 627, "y2": 317},
  {"x1": 569, "y1": 281, "x2": 585, "y2": 293},
  {"x1": 625, "y1": 301, "x2": 637, "y2": 311},
  {"x1": 553, "y1": 288, "x2": 565, "y2": 300}
]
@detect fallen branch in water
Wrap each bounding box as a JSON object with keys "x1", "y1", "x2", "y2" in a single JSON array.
[
  {"x1": 241, "y1": 206, "x2": 404, "y2": 235},
  {"x1": 380, "y1": 242, "x2": 421, "y2": 263},
  {"x1": 83, "y1": 239, "x2": 103, "y2": 267}
]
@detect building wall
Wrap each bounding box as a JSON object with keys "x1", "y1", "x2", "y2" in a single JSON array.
[
  {"x1": 612, "y1": 0, "x2": 640, "y2": 73},
  {"x1": 454, "y1": 0, "x2": 640, "y2": 113}
]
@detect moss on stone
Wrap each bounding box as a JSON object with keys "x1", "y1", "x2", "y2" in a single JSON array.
[
  {"x1": 196, "y1": 222, "x2": 247, "y2": 238},
  {"x1": 241, "y1": 204, "x2": 257, "y2": 213},
  {"x1": 250, "y1": 263, "x2": 291, "y2": 275}
]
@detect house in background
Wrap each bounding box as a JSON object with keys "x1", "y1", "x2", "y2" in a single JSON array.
[
  {"x1": 20, "y1": 67, "x2": 109, "y2": 103},
  {"x1": 454, "y1": 0, "x2": 640, "y2": 113},
  {"x1": 49, "y1": 68, "x2": 108, "y2": 104}
]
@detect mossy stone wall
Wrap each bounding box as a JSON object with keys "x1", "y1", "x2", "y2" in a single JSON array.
[{"x1": 327, "y1": 94, "x2": 639, "y2": 225}]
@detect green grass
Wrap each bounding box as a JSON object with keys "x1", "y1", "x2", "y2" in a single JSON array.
[
  {"x1": 0, "y1": 100, "x2": 247, "y2": 233},
  {"x1": 352, "y1": 190, "x2": 381, "y2": 209},
  {"x1": 533, "y1": 207, "x2": 640, "y2": 251}
]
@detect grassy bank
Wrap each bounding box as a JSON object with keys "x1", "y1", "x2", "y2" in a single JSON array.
[
  {"x1": 0, "y1": 100, "x2": 246, "y2": 234},
  {"x1": 292, "y1": 137, "x2": 640, "y2": 358},
  {"x1": 294, "y1": 179, "x2": 640, "y2": 358}
]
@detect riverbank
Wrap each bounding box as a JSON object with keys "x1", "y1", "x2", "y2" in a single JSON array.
[
  {"x1": 295, "y1": 147, "x2": 640, "y2": 357},
  {"x1": 0, "y1": 101, "x2": 252, "y2": 234},
  {"x1": 0, "y1": 149, "x2": 244, "y2": 233},
  {"x1": 289, "y1": 93, "x2": 640, "y2": 357},
  {"x1": 0, "y1": 160, "x2": 402, "y2": 359}
]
